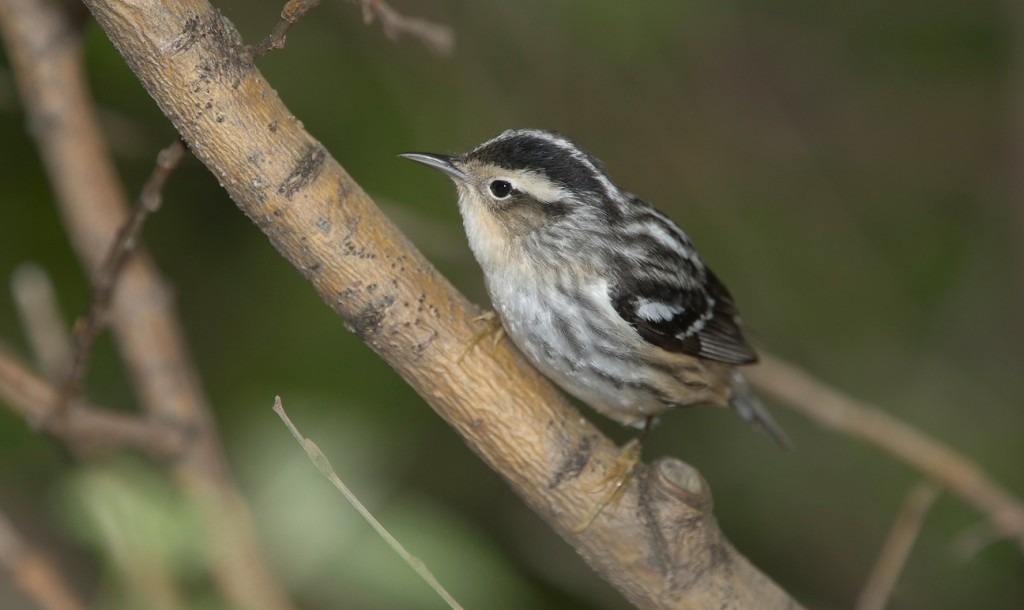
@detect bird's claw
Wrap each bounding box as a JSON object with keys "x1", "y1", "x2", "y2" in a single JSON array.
[
  {"x1": 458, "y1": 310, "x2": 505, "y2": 363},
  {"x1": 571, "y1": 438, "x2": 642, "y2": 534}
]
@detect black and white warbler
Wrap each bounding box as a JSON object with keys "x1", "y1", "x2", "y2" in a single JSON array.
[{"x1": 402, "y1": 129, "x2": 789, "y2": 452}]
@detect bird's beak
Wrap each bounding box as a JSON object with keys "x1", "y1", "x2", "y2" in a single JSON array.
[{"x1": 399, "y1": 152, "x2": 467, "y2": 181}]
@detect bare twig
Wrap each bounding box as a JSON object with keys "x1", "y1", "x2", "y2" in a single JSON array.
[
  {"x1": 855, "y1": 482, "x2": 940, "y2": 610},
  {"x1": 0, "y1": 346, "x2": 191, "y2": 459},
  {"x1": 347, "y1": 0, "x2": 454, "y2": 56},
  {"x1": 247, "y1": 0, "x2": 322, "y2": 59},
  {"x1": 273, "y1": 397, "x2": 464, "y2": 610},
  {"x1": 69, "y1": 1, "x2": 802, "y2": 607},
  {"x1": 54, "y1": 140, "x2": 186, "y2": 420},
  {"x1": 249, "y1": 0, "x2": 455, "y2": 60},
  {"x1": 748, "y1": 354, "x2": 1024, "y2": 552},
  {"x1": 0, "y1": 510, "x2": 87, "y2": 610},
  {"x1": 11, "y1": 264, "x2": 72, "y2": 381},
  {"x1": 0, "y1": 2, "x2": 294, "y2": 608}
]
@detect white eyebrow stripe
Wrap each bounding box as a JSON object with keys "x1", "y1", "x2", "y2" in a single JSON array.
[
  {"x1": 481, "y1": 129, "x2": 622, "y2": 201},
  {"x1": 518, "y1": 129, "x2": 620, "y2": 199},
  {"x1": 504, "y1": 170, "x2": 572, "y2": 204}
]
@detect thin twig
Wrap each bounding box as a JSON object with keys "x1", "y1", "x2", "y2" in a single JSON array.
[
  {"x1": 247, "y1": 0, "x2": 322, "y2": 59},
  {"x1": 0, "y1": 347, "x2": 191, "y2": 459},
  {"x1": 855, "y1": 482, "x2": 940, "y2": 610},
  {"x1": 348, "y1": 0, "x2": 454, "y2": 56},
  {"x1": 0, "y1": 1, "x2": 293, "y2": 606},
  {"x1": 273, "y1": 397, "x2": 464, "y2": 610},
  {"x1": 53, "y1": 140, "x2": 186, "y2": 420},
  {"x1": 11, "y1": 263, "x2": 72, "y2": 381},
  {"x1": 248, "y1": 0, "x2": 455, "y2": 59},
  {"x1": 747, "y1": 354, "x2": 1024, "y2": 552},
  {"x1": 0, "y1": 510, "x2": 87, "y2": 610}
]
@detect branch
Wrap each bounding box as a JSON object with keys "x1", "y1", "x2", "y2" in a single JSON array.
[
  {"x1": 11, "y1": 264, "x2": 72, "y2": 382},
  {"x1": 247, "y1": 0, "x2": 322, "y2": 59},
  {"x1": 855, "y1": 481, "x2": 939, "y2": 610},
  {"x1": 274, "y1": 397, "x2": 464, "y2": 610},
  {"x1": 54, "y1": 140, "x2": 186, "y2": 419},
  {"x1": 0, "y1": 346, "x2": 190, "y2": 459},
  {"x1": 747, "y1": 354, "x2": 1024, "y2": 552},
  {"x1": 0, "y1": 2, "x2": 294, "y2": 609},
  {"x1": 0, "y1": 511, "x2": 87, "y2": 610},
  {"x1": 248, "y1": 0, "x2": 455, "y2": 59},
  {"x1": 67, "y1": 1, "x2": 801, "y2": 607},
  {"x1": 348, "y1": 0, "x2": 454, "y2": 56}
]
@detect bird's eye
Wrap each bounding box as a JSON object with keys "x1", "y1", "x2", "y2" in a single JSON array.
[{"x1": 489, "y1": 180, "x2": 513, "y2": 199}]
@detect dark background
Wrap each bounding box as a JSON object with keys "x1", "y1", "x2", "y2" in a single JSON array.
[{"x1": 1, "y1": 0, "x2": 1023, "y2": 608}]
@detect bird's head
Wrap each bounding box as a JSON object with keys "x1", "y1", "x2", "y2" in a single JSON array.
[{"x1": 402, "y1": 129, "x2": 625, "y2": 268}]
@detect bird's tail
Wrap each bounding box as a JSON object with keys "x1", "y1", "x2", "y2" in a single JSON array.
[{"x1": 729, "y1": 370, "x2": 792, "y2": 449}]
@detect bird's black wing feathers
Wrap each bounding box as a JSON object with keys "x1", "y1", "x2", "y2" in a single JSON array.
[{"x1": 610, "y1": 268, "x2": 758, "y2": 365}]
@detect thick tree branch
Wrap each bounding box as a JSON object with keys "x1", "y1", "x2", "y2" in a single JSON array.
[
  {"x1": 0, "y1": 2, "x2": 293, "y2": 609},
  {"x1": 63, "y1": 1, "x2": 801, "y2": 607}
]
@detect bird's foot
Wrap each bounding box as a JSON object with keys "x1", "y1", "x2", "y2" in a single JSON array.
[
  {"x1": 572, "y1": 438, "x2": 643, "y2": 534},
  {"x1": 457, "y1": 310, "x2": 505, "y2": 363}
]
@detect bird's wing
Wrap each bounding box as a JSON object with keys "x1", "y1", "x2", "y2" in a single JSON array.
[{"x1": 610, "y1": 267, "x2": 758, "y2": 365}]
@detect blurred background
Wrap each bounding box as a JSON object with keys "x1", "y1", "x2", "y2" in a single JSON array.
[{"x1": 2, "y1": 0, "x2": 1023, "y2": 608}]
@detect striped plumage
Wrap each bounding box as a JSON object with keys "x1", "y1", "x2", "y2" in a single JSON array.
[{"x1": 402, "y1": 129, "x2": 787, "y2": 446}]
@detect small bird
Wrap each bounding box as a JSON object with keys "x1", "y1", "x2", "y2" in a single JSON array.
[{"x1": 402, "y1": 130, "x2": 788, "y2": 511}]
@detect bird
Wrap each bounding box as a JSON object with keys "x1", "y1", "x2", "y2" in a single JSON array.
[{"x1": 401, "y1": 129, "x2": 788, "y2": 523}]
